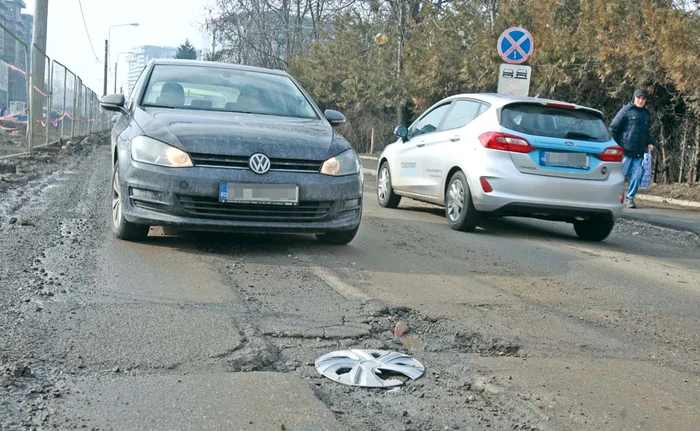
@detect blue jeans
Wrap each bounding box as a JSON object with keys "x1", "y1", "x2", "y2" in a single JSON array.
[{"x1": 622, "y1": 156, "x2": 643, "y2": 200}]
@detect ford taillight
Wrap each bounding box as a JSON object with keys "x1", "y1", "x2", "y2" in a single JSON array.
[
  {"x1": 595, "y1": 146, "x2": 624, "y2": 162},
  {"x1": 478, "y1": 132, "x2": 533, "y2": 153}
]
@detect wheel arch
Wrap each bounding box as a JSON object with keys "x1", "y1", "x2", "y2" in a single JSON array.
[{"x1": 443, "y1": 166, "x2": 474, "y2": 205}]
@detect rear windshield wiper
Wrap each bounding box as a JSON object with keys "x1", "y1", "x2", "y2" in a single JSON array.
[{"x1": 565, "y1": 131, "x2": 596, "y2": 140}]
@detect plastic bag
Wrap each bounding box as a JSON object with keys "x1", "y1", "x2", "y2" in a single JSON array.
[{"x1": 640, "y1": 150, "x2": 652, "y2": 189}]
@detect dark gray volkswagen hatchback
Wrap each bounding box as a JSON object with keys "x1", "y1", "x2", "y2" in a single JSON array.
[{"x1": 100, "y1": 59, "x2": 362, "y2": 244}]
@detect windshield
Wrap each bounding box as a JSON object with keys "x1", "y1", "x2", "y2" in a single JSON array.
[
  {"x1": 500, "y1": 103, "x2": 610, "y2": 142},
  {"x1": 140, "y1": 64, "x2": 319, "y2": 119}
]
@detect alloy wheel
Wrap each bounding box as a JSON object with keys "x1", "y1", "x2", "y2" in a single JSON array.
[
  {"x1": 378, "y1": 167, "x2": 390, "y2": 202},
  {"x1": 112, "y1": 168, "x2": 122, "y2": 228},
  {"x1": 447, "y1": 178, "x2": 465, "y2": 222}
]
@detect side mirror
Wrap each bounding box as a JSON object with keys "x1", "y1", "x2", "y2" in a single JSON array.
[
  {"x1": 394, "y1": 125, "x2": 408, "y2": 142},
  {"x1": 324, "y1": 109, "x2": 346, "y2": 127},
  {"x1": 100, "y1": 94, "x2": 126, "y2": 114}
]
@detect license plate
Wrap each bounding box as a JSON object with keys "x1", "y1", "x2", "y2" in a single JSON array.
[
  {"x1": 219, "y1": 182, "x2": 299, "y2": 205},
  {"x1": 540, "y1": 151, "x2": 589, "y2": 169}
]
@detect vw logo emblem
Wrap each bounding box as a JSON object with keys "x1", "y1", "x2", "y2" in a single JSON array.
[
  {"x1": 565, "y1": 141, "x2": 575, "y2": 147},
  {"x1": 249, "y1": 153, "x2": 271, "y2": 174}
]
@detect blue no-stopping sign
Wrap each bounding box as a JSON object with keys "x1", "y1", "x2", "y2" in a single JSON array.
[{"x1": 497, "y1": 27, "x2": 534, "y2": 64}]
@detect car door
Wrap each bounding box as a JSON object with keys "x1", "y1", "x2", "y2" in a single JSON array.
[
  {"x1": 393, "y1": 102, "x2": 452, "y2": 194},
  {"x1": 422, "y1": 99, "x2": 484, "y2": 198}
]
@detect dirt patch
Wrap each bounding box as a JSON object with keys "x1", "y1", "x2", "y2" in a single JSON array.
[
  {"x1": 0, "y1": 133, "x2": 108, "y2": 196},
  {"x1": 638, "y1": 182, "x2": 700, "y2": 203}
]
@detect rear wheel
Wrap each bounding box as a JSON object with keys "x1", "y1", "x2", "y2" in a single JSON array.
[
  {"x1": 112, "y1": 161, "x2": 149, "y2": 241},
  {"x1": 377, "y1": 162, "x2": 401, "y2": 208},
  {"x1": 316, "y1": 225, "x2": 359, "y2": 245},
  {"x1": 573, "y1": 216, "x2": 614, "y2": 241},
  {"x1": 445, "y1": 171, "x2": 479, "y2": 232}
]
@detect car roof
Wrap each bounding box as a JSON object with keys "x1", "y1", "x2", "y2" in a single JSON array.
[
  {"x1": 444, "y1": 93, "x2": 603, "y2": 116},
  {"x1": 150, "y1": 58, "x2": 289, "y2": 76}
]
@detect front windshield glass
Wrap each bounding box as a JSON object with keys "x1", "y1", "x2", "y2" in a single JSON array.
[{"x1": 140, "y1": 64, "x2": 319, "y2": 119}]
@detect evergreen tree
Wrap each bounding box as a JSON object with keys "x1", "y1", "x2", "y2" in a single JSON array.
[{"x1": 175, "y1": 39, "x2": 198, "y2": 59}]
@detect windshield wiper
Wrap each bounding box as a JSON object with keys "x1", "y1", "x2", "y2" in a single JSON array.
[{"x1": 565, "y1": 131, "x2": 595, "y2": 140}]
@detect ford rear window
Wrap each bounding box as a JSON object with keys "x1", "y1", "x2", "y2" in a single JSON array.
[{"x1": 500, "y1": 103, "x2": 610, "y2": 142}]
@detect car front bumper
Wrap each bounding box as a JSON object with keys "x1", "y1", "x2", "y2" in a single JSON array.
[{"x1": 117, "y1": 155, "x2": 363, "y2": 234}]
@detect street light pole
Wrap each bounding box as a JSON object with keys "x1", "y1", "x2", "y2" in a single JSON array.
[
  {"x1": 107, "y1": 23, "x2": 139, "y2": 94},
  {"x1": 103, "y1": 40, "x2": 108, "y2": 96},
  {"x1": 114, "y1": 52, "x2": 132, "y2": 94}
]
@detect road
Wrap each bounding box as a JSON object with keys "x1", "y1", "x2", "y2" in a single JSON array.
[{"x1": 1, "y1": 141, "x2": 699, "y2": 430}]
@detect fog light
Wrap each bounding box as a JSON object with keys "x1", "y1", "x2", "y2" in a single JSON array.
[
  {"x1": 479, "y1": 177, "x2": 493, "y2": 193},
  {"x1": 130, "y1": 187, "x2": 165, "y2": 203},
  {"x1": 344, "y1": 199, "x2": 360, "y2": 208}
]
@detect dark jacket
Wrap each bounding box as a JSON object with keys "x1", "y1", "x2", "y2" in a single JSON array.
[{"x1": 609, "y1": 102, "x2": 653, "y2": 158}]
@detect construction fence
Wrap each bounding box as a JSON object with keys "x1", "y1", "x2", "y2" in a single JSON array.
[{"x1": 0, "y1": 22, "x2": 111, "y2": 160}]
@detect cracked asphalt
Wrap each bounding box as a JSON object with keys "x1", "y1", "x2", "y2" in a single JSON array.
[{"x1": 1, "y1": 136, "x2": 699, "y2": 430}]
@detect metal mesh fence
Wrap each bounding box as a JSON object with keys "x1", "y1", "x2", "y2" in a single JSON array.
[
  {"x1": 30, "y1": 46, "x2": 50, "y2": 147},
  {"x1": 0, "y1": 22, "x2": 30, "y2": 158},
  {"x1": 63, "y1": 69, "x2": 76, "y2": 139},
  {"x1": 0, "y1": 23, "x2": 110, "y2": 160}
]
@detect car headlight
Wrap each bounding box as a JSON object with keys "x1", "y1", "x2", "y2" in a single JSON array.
[
  {"x1": 321, "y1": 149, "x2": 360, "y2": 176},
  {"x1": 131, "y1": 136, "x2": 193, "y2": 167}
]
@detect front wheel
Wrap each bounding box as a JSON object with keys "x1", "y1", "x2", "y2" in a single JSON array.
[
  {"x1": 316, "y1": 225, "x2": 359, "y2": 245},
  {"x1": 445, "y1": 171, "x2": 479, "y2": 232},
  {"x1": 111, "y1": 161, "x2": 149, "y2": 241},
  {"x1": 573, "y1": 217, "x2": 614, "y2": 241},
  {"x1": 377, "y1": 162, "x2": 401, "y2": 208}
]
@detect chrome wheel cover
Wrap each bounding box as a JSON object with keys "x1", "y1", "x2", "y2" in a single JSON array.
[
  {"x1": 447, "y1": 178, "x2": 465, "y2": 222},
  {"x1": 112, "y1": 168, "x2": 122, "y2": 229},
  {"x1": 315, "y1": 349, "x2": 425, "y2": 388},
  {"x1": 378, "y1": 166, "x2": 390, "y2": 202}
]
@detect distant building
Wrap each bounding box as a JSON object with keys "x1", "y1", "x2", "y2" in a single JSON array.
[
  {"x1": 0, "y1": 0, "x2": 32, "y2": 107},
  {"x1": 126, "y1": 45, "x2": 177, "y2": 95}
]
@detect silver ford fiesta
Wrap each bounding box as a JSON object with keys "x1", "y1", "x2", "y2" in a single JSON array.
[
  {"x1": 377, "y1": 93, "x2": 625, "y2": 241},
  {"x1": 100, "y1": 59, "x2": 362, "y2": 244}
]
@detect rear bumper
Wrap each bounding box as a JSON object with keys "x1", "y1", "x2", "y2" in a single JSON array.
[
  {"x1": 470, "y1": 168, "x2": 625, "y2": 220},
  {"x1": 486, "y1": 202, "x2": 615, "y2": 222}
]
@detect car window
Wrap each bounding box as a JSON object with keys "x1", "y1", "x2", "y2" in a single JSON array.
[
  {"x1": 126, "y1": 65, "x2": 148, "y2": 110},
  {"x1": 408, "y1": 103, "x2": 451, "y2": 139},
  {"x1": 442, "y1": 100, "x2": 482, "y2": 131},
  {"x1": 140, "y1": 64, "x2": 319, "y2": 119},
  {"x1": 500, "y1": 103, "x2": 610, "y2": 142}
]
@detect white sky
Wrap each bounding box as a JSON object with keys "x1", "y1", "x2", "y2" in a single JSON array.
[{"x1": 23, "y1": 0, "x2": 215, "y2": 94}]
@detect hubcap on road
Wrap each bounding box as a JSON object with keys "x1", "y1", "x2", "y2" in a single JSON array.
[
  {"x1": 447, "y1": 179, "x2": 464, "y2": 222},
  {"x1": 315, "y1": 349, "x2": 425, "y2": 388},
  {"x1": 112, "y1": 169, "x2": 121, "y2": 228},
  {"x1": 378, "y1": 167, "x2": 389, "y2": 201}
]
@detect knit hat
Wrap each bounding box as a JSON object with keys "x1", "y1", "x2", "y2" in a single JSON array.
[{"x1": 633, "y1": 88, "x2": 649, "y2": 98}]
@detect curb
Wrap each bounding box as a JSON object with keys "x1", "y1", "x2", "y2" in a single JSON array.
[
  {"x1": 635, "y1": 194, "x2": 700, "y2": 209},
  {"x1": 359, "y1": 155, "x2": 379, "y2": 161}
]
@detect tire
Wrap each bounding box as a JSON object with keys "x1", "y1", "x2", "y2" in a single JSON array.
[
  {"x1": 316, "y1": 225, "x2": 359, "y2": 245},
  {"x1": 377, "y1": 161, "x2": 401, "y2": 208},
  {"x1": 111, "y1": 161, "x2": 149, "y2": 241},
  {"x1": 445, "y1": 171, "x2": 479, "y2": 232},
  {"x1": 573, "y1": 216, "x2": 614, "y2": 242}
]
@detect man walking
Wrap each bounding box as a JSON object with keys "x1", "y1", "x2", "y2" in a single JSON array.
[{"x1": 609, "y1": 88, "x2": 655, "y2": 208}]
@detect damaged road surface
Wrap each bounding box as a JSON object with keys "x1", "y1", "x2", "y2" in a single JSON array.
[{"x1": 1, "y1": 136, "x2": 700, "y2": 430}]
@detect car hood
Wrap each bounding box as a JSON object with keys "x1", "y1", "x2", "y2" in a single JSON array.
[{"x1": 134, "y1": 108, "x2": 345, "y2": 160}]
